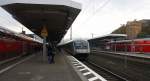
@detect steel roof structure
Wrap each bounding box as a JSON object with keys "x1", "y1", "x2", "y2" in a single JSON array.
[{"x1": 0, "y1": 0, "x2": 81, "y2": 44}]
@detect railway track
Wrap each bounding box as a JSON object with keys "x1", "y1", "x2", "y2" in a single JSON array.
[{"x1": 84, "y1": 60, "x2": 130, "y2": 81}]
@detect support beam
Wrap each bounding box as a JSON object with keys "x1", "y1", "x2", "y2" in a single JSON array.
[{"x1": 43, "y1": 37, "x2": 47, "y2": 62}]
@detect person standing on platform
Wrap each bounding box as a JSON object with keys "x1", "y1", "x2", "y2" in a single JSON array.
[
  {"x1": 51, "y1": 44, "x2": 55, "y2": 63},
  {"x1": 47, "y1": 43, "x2": 52, "y2": 64}
]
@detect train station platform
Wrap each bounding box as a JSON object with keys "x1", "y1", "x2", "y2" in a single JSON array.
[
  {"x1": 0, "y1": 51, "x2": 106, "y2": 81},
  {"x1": 0, "y1": 51, "x2": 82, "y2": 81}
]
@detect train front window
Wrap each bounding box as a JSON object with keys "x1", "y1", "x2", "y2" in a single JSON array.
[{"x1": 74, "y1": 41, "x2": 88, "y2": 49}]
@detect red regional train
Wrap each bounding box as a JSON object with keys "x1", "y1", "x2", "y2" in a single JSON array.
[
  {"x1": 107, "y1": 38, "x2": 150, "y2": 53},
  {"x1": 0, "y1": 27, "x2": 42, "y2": 62}
]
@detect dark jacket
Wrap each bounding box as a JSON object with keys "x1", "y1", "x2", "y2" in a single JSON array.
[{"x1": 47, "y1": 45, "x2": 52, "y2": 56}]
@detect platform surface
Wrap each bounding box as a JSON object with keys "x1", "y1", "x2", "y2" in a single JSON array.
[{"x1": 0, "y1": 52, "x2": 82, "y2": 81}]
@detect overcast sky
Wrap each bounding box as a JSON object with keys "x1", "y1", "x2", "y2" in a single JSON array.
[
  {"x1": 0, "y1": 7, "x2": 32, "y2": 33},
  {"x1": 63, "y1": 0, "x2": 150, "y2": 41},
  {"x1": 0, "y1": 0, "x2": 150, "y2": 41}
]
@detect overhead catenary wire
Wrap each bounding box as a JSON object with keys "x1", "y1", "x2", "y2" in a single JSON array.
[
  {"x1": 67, "y1": 0, "x2": 111, "y2": 40},
  {"x1": 0, "y1": 7, "x2": 33, "y2": 34},
  {"x1": 81, "y1": 0, "x2": 111, "y2": 26}
]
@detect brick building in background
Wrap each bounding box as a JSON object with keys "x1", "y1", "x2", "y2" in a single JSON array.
[
  {"x1": 126, "y1": 20, "x2": 142, "y2": 39},
  {"x1": 112, "y1": 19, "x2": 150, "y2": 39}
]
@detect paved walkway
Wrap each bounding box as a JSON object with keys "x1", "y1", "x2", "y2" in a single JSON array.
[{"x1": 0, "y1": 52, "x2": 82, "y2": 81}]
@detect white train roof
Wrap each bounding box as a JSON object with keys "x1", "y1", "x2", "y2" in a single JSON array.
[
  {"x1": 0, "y1": 26, "x2": 16, "y2": 35},
  {"x1": 0, "y1": 26, "x2": 42, "y2": 43},
  {"x1": 58, "y1": 39, "x2": 88, "y2": 46}
]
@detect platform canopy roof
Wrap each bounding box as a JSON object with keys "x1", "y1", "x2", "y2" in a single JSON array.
[
  {"x1": 0, "y1": 0, "x2": 81, "y2": 44},
  {"x1": 88, "y1": 34, "x2": 127, "y2": 42}
]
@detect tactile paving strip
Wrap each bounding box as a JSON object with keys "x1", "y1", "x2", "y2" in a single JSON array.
[{"x1": 68, "y1": 56, "x2": 107, "y2": 81}]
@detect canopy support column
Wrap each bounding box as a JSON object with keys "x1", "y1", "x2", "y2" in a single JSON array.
[{"x1": 43, "y1": 37, "x2": 47, "y2": 62}]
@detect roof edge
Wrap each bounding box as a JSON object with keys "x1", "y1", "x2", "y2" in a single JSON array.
[{"x1": 0, "y1": 0, "x2": 82, "y2": 9}]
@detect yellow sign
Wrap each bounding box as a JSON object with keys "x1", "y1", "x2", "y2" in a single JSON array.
[{"x1": 41, "y1": 26, "x2": 48, "y2": 37}]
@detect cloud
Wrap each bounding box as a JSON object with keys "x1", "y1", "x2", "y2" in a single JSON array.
[
  {"x1": 63, "y1": 0, "x2": 150, "y2": 41},
  {"x1": 0, "y1": 7, "x2": 33, "y2": 34}
]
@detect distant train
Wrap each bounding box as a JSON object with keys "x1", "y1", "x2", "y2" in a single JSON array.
[
  {"x1": 59, "y1": 40, "x2": 90, "y2": 59},
  {"x1": 106, "y1": 38, "x2": 150, "y2": 53},
  {"x1": 0, "y1": 27, "x2": 42, "y2": 62}
]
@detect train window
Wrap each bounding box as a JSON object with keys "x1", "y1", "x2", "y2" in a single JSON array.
[
  {"x1": 0, "y1": 32, "x2": 5, "y2": 38},
  {"x1": 82, "y1": 42, "x2": 88, "y2": 48},
  {"x1": 74, "y1": 41, "x2": 88, "y2": 49},
  {"x1": 0, "y1": 32, "x2": 16, "y2": 41}
]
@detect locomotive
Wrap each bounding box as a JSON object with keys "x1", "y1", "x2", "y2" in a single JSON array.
[
  {"x1": 0, "y1": 27, "x2": 42, "y2": 62},
  {"x1": 59, "y1": 40, "x2": 90, "y2": 59}
]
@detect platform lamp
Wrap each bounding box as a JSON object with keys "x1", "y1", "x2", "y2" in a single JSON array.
[
  {"x1": 70, "y1": 26, "x2": 72, "y2": 40},
  {"x1": 91, "y1": 33, "x2": 95, "y2": 39},
  {"x1": 124, "y1": 35, "x2": 128, "y2": 69},
  {"x1": 90, "y1": 33, "x2": 94, "y2": 51},
  {"x1": 131, "y1": 27, "x2": 136, "y2": 53},
  {"x1": 21, "y1": 26, "x2": 25, "y2": 55}
]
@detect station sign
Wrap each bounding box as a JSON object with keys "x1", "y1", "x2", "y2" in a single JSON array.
[{"x1": 41, "y1": 26, "x2": 48, "y2": 37}]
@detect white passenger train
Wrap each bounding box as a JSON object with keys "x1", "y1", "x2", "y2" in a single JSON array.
[{"x1": 59, "y1": 40, "x2": 90, "y2": 59}]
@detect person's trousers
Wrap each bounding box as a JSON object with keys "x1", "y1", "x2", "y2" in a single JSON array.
[{"x1": 48, "y1": 56, "x2": 52, "y2": 63}]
